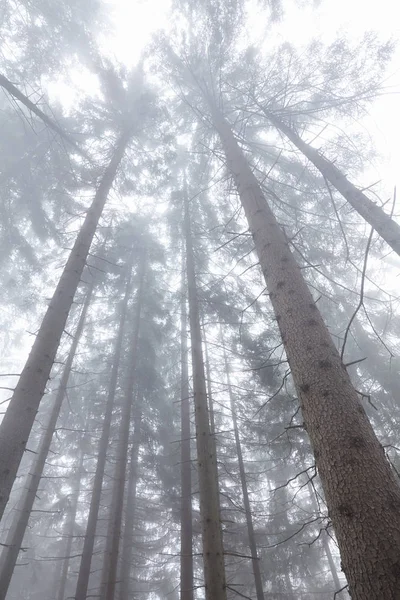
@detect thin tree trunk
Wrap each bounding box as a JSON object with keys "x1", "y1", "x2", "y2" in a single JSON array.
[
  {"x1": 307, "y1": 482, "x2": 343, "y2": 593},
  {"x1": 180, "y1": 264, "x2": 194, "y2": 600},
  {"x1": 75, "y1": 254, "x2": 134, "y2": 600},
  {"x1": 56, "y1": 450, "x2": 86, "y2": 600},
  {"x1": 0, "y1": 283, "x2": 94, "y2": 600},
  {"x1": 0, "y1": 131, "x2": 131, "y2": 522},
  {"x1": 100, "y1": 251, "x2": 146, "y2": 600},
  {"x1": 220, "y1": 327, "x2": 265, "y2": 600},
  {"x1": 0, "y1": 73, "x2": 86, "y2": 157},
  {"x1": 209, "y1": 103, "x2": 400, "y2": 600},
  {"x1": 184, "y1": 187, "x2": 227, "y2": 600},
  {"x1": 264, "y1": 110, "x2": 400, "y2": 257},
  {"x1": 119, "y1": 401, "x2": 142, "y2": 600}
]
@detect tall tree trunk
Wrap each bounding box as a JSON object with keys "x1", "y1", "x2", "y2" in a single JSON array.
[
  {"x1": 184, "y1": 187, "x2": 227, "y2": 600},
  {"x1": 100, "y1": 251, "x2": 146, "y2": 600},
  {"x1": 0, "y1": 131, "x2": 131, "y2": 522},
  {"x1": 56, "y1": 449, "x2": 86, "y2": 600},
  {"x1": 208, "y1": 102, "x2": 400, "y2": 600},
  {"x1": 119, "y1": 401, "x2": 142, "y2": 600},
  {"x1": 264, "y1": 110, "x2": 400, "y2": 257},
  {"x1": 220, "y1": 327, "x2": 265, "y2": 600},
  {"x1": 75, "y1": 254, "x2": 134, "y2": 600},
  {"x1": 0, "y1": 283, "x2": 94, "y2": 600},
  {"x1": 180, "y1": 265, "x2": 194, "y2": 600},
  {"x1": 307, "y1": 482, "x2": 343, "y2": 594},
  {"x1": 202, "y1": 320, "x2": 216, "y2": 436}
]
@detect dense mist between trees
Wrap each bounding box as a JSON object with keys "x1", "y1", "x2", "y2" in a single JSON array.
[{"x1": 0, "y1": 1, "x2": 400, "y2": 599}]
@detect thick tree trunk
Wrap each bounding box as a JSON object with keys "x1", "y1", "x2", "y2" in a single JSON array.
[
  {"x1": 265, "y1": 110, "x2": 400, "y2": 257},
  {"x1": 180, "y1": 266, "x2": 194, "y2": 600},
  {"x1": 220, "y1": 327, "x2": 265, "y2": 600},
  {"x1": 0, "y1": 284, "x2": 93, "y2": 600},
  {"x1": 202, "y1": 321, "x2": 216, "y2": 437},
  {"x1": 56, "y1": 450, "x2": 86, "y2": 600},
  {"x1": 0, "y1": 131, "x2": 130, "y2": 522},
  {"x1": 209, "y1": 104, "x2": 400, "y2": 599},
  {"x1": 100, "y1": 251, "x2": 146, "y2": 600},
  {"x1": 75, "y1": 255, "x2": 134, "y2": 600},
  {"x1": 184, "y1": 189, "x2": 227, "y2": 600},
  {"x1": 119, "y1": 402, "x2": 142, "y2": 600}
]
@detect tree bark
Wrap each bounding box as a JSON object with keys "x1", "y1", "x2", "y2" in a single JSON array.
[
  {"x1": 0, "y1": 131, "x2": 130, "y2": 522},
  {"x1": 220, "y1": 327, "x2": 265, "y2": 600},
  {"x1": 180, "y1": 264, "x2": 194, "y2": 600},
  {"x1": 184, "y1": 187, "x2": 227, "y2": 600},
  {"x1": 74, "y1": 254, "x2": 134, "y2": 600},
  {"x1": 209, "y1": 103, "x2": 400, "y2": 600},
  {"x1": 307, "y1": 482, "x2": 343, "y2": 594},
  {"x1": 264, "y1": 110, "x2": 400, "y2": 257},
  {"x1": 100, "y1": 251, "x2": 146, "y2": 600},
  {"x1": 119, "y1": 401, "x2": 142, "y2": 600},
  {"x1": 0, "y1": 283, "x2": 93, "y2": 600}
]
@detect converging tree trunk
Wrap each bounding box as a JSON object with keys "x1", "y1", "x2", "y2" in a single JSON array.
[
  {"x1": 75, "y1": 254, "x2": 135, "y2": 600},
  {"x1": 56, "y1": 449, "x2": 86, "y2": 600},
  {"x1": 119, "y1": 401, "x2": 142, "y2": 600},
  {"x1": 184, "y1": 187, "x2": 227, "y2": 600},
  {"x1": 220, "y1": 327, "x2": 265, "y2": 600},
  {"x1": 180, "y1": 265, "x2": 194, "y2": 600},
  {"x1": 263, "y1": 110, "x2": 400, "y2": 257},
  {"x1": 208, "y1": 101, "x2": 400, "y2": 600},
  {"x1": 100, "y1": 250, "x2": 146, "y2": 600},
  {"x1": 0, "y1": 283, "x2": 94, "y2": 600},
  {"x1": 0, "y1": 131, "x2": 131, "y2": 522}
]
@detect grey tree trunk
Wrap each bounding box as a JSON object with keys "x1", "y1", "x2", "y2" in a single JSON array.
[
  {"x1": 180, "y1": 265, "x2": 194, "y2": 600},
  {"x1": 0, "y1": 283, "x2": 94, "y2": 600},
  {"x1": 56, "y1": 449, "x2": 86, "y2": 600},
  {"x1": 220, "y1": 327, "x2": 265, "y2": 600},
  {"x1": 184, "y1": 188, "x2": 227, "y2": 600},
  {"x1": 119, "y1": 401, "x2": 142, "y2": 600},
  {"x1": 307, "y1": 482, "x2": 343, "y2": 594},
  {"x1": 100, "y1": 251, "x2": 146, "y2": 600},
  {"x1": 0, "y1": 131, "x2": 130, "y2": 522},
  {"x1": 75, "y1": 254, "x2": 135, "y2": 600},
  {"x1": 264, "y1": 110, "x2": 400, "y2": 257},
  {"x1": 209, "y1": 103, "x2": 400, "y2": 600}
]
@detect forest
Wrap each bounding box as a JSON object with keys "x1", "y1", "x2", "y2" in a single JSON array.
[{"x1": 0, "y1": 0, "x2": 400, "y2": 599}]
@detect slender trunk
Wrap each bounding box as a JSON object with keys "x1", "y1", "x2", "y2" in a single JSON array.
[
  {"x1": 307, "y1": 482, "x2": 345, "y2": 595},
  {"x1": 180, "y1": 264, "x2": 194, "y2": 600},
  {"x1": 119, "y1": 402, "x2": 142, "y2": 600},
  {"x1": 75, "y1": 254, "x2": 134, "y2": 600},
  {"x1": 184, "y1": 188, "x2": 227, "y2": 600},
  {"x1": 0, "y1": 73, "x2": 86, "y2": 157},
  {"x1": 0, "y1": 132, "x2": 130, "y2": 522},
  {"x1": 56, "y1": 450, "x2": 86, "y2": 600},
  {"x1": 209, "y1": 103, "x2": 400, "y2": 599},
  {"x1": 0, "y1": 284, "x2": 94, "y2": 600},
  {"x1": 202, "y1": 321, "x2": 216, "y2": 436},
  {"x1": 100, "y1": 251, "x2": 146, "y2": 600},
  {"x1": 220, "y1": 327, "x2": 265, "y2": 600},
  {"x1": 264, "y1": 110, "x2": 400, "y2": 257}
]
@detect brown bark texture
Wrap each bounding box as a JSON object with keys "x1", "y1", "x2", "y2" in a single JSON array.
[
  {"x1": 266, "y1": 111, "x2": 400, "y2": 257},
  {"x1": 0, "y1": 131, "x2": 129, "y2": 523},
  {"x1": 180, "y1": 265, "x2": 194, "y2": 600},
  {"x1": 74, "y1": 255, "x2": 134, "y2": 600},
  {"x1": 210, "y1": 104, "x2": 400, "y2": 600},
  {"x1": 184, "y1": 189, "x2": 227, "y2": 600}
]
